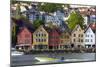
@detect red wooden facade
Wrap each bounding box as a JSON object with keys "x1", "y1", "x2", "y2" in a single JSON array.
[
  {"x1": 48, "y1": 29, "x2": 60, "y2": 49},
  {"x1": 17, "y1": 27, "x2": 32, "y2": 47}
]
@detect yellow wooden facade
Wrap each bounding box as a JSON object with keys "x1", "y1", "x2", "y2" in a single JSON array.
[{"x1": 33, "y1": 25, "x2": 48, "y2": 46}]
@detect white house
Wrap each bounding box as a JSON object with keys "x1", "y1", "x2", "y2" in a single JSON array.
[{"x1": 84, "y1": 27, "x2": 95, "y2": 48}]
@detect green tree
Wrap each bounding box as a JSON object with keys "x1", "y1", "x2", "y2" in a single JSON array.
[
  {"x1": 38, "y1": 3, "x2": 63, "y2": 13},
  {"x1": 67, "y1": 11, "x2": 84, "y2": 30},
  {"x1": 11, "y1": 0, "x2": 17, "y2": 4},
  {"x1": 46, "y1": 22, "x2": 57, "y2": 29},
  {"x1": 33, "y1": 19, "x2": 44, "y2": 28},
  {"x1": 15, "y1": 2, "x2": 21, "y2": 19},
  {"x1": 11, "y1": 21, "x2": 19, "y2": 47}
]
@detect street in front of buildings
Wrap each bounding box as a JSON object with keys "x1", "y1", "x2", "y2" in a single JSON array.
[{"x1": 11, "y1": 52, "x2": 96, "y2": 66}]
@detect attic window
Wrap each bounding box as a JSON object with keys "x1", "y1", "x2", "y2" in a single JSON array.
[
  {"x1": 36, "y1": 34, "x2": 38, "y2": 37},
  {"x1": 40, "y1": 29, "x2": 42, "y2": 31}
]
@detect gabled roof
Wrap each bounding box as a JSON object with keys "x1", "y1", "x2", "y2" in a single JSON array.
[
  {"x1": 33, "y1": 25, "x2": 48, "y2": 34},
  {"x1": 71, "y1": 24, "x2": 83, "y2": 33},
  {"x1": 44, "y1": 25, "x2": 61, "y2": 35},
  {"x1": 84, "y1": 23, "x2": 96, "y2": 33},
  {"x1": 17, "y1": 26, "x2": 32, "y2": 35}
]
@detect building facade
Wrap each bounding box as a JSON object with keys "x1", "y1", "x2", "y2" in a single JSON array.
[
  {"x1": 33, "y1": 25, "x2": 48, "y2": 50},
  {"x1": 48, "y1": 28, "x2": 60, "y2": 50},
  {"x1": 59, "y1": 31, "x2": 71, "y2": 50},
  {"x1": 84, "y1": 27, "x2": 95, "y2": 48},
  {"x1": 54, "y1": 10, "x2": 65, "y2": 21},
  {"x1": 21, "y1": 4, "x2": 42, "y2": 23},
  {"x1": 16, "y1": 27, "x2": 32, "y2": 50},
  {"x1": 71, "y1": 25, "x2": 84, "y2": 48},
  {"x1": 45, "y1": 15, "x2": 62, "y2": 27}
]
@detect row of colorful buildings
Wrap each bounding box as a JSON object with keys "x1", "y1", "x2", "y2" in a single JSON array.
[{"x1": 16, "y1": 24, "x2": 95, "y2": 51}]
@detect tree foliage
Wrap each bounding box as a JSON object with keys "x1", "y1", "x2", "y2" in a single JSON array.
[
  {"x1": 11, "y1": 22, "x2": 19, "y2": 47},
  {"x1": 67, "y1": 11, "x2": 84, "y2": 30},
  {"x1": 11, "y1": 0, "x2": 18, "y2": 4},
  {"x1": 33, "y1": 19, "x2": 44, "y2": 28},
  {"x1": 38, "y1": 3, "x2": 63, "y2": 13}
]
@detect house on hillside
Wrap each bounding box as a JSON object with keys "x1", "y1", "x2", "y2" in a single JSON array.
[
  {"x1": 21, "y1": 4, "x2": 42, "y2": 23},
  {"x1": 54, "y1": 10, "x2": 65, "y2": 21},
  {"x1": 45, "y1": 15, "x2": 62, "y2": 27}
]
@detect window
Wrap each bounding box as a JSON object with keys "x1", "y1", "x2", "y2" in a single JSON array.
[
  {"x1": 81, "y1": 34, "x2": 83, "y2": 37},
  {"x1": 85, "y1": 39, "x2": 89, "y2": 42},
  {"x1": 39, "y1": 39, "x2": 41, "y2": 42},
  {"x1": 73, "y1": 34, "x2": 76, "y2": 37},
  {"x1": 61, "y1": 40, "x2": 63, "y2": 43},
  {"x1": 73, "y1": 39, "x2": 76, "y2": 42},
  {"x1": 91, "y1": 39, "x2": 93, "y2": 42},
  {"x1": 86, "y1": 35, "x2": 87, "y2": 37},
  {"x1": 81, "y1": 39, "x2": 83, "y2": 42},
  {"x1": 79, "y1": 29, "x2": 81, "y2": 31},
  {"x1": 44, "y1": 34, "x2": 46, "y2": 37},
  {"x1": 78, "y1": 39, "x2": 80, "y2": 42},
  {"x1": 36, "y1": 34, "x2": 38, "y2": 37},
  {"x1": 86, "y1": 35, "x2": 89, "y2": 37},
  {"x1": 41, "y1": 39, "x2": 43, "y2": 42},
  {"x1": 44, "y1": 39, "x2": 46, "y2": 42},
  {"x1": 41, "y1": 34, "x2": 43, "y2": 37},
  {"x1": 67, "y1": 36, "x2": 69, "y2": 39},
  {"x1": 39, "y1": 34, "x2": 40, "y2": 37},
  {"x1": 36, "y1": 39, "x2": 38, "y2": 42},
  {"x1": 88, "y1": 35, "x2": 89, "y2": 37},
  {"x1": 78, "y1": 34, "x2": 80, "y2": 37},
  {"x1": 91, "y1": 35, "x2": 93, "y2": 37},
  {"x1": 25, "y1": 39, "x2": 30, "y2": 44},
  {"x1": 88, "y1": 39, "x2": 89, "y2": 42}
]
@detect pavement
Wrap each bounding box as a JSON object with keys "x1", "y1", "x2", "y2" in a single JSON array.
[{"x1": 11, "y1": 53, "x2": 96, "y2": 66}]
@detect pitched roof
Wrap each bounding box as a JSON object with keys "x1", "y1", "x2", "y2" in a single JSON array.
[
  {"x1": 71, "y1": 24, "x2": 83, "y2": 33},
  {"x1": 84, "y1": 23, "x2": 96, "y2": 33},
  {"x1": 43, "y1": 25, "x2": 61, "y2": 35},
  {"x1": 33, "y1": 25, "x2": 48, "y2": 34},
  {"x1": 17, "y1": 26, "x2": 32, "y2": 35}
]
